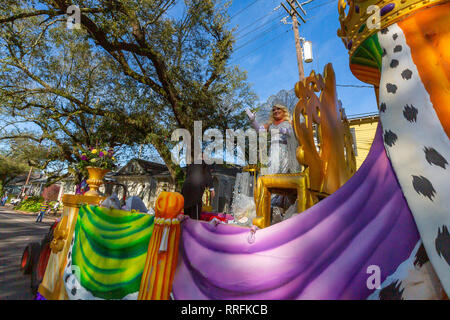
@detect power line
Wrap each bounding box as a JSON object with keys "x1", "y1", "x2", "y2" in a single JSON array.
[
  {"x1": 305, "y1": 14, "x2": 319, "y2": 21},
  {"x1": 229, "y1": 0, "x2": 261, "y2": 20},
  {"x1": 234, "y1": 21, "x2": 287, "y2": 52},
  {"x1": 231, "y1": 12, "x2": 320, "y2": 63},
  {"x1": 229, "y1": 0, "x2": 344, "y2": 74},
  {"x1": 235, "y1": 5, "x2": 282, "y2": 36},
  {"x1": 235, "y1": 11, "x2": 284, "y2": 41},
  {"x1": 231, "y1": 29, "x2": 291, "y2": 63},
  {"x1": 306, "y1": 0, "x2": 337, "y2": 10}
]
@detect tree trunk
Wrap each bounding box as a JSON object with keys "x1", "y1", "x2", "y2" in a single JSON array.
[{"x1": 150, "y1": 138, "x2": 177, "y2": 184}]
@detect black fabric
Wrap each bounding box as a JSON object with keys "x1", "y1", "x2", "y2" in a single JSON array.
[
  {"x1": 181, "y1": 162, "x2": 213, "y2": 209},
  {"x1": 184, "y1": 203, "x2": 202, "y2": 220}
]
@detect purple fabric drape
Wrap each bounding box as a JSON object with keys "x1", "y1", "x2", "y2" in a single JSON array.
[{"x1": 172, "y1": 124, "x2": 420, "y2": 299}]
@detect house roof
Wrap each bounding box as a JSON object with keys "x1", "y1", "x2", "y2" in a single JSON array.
[
  {"x1": 114, "y1": 158, "x2": 167, "y2": 176},
  {"x1": 8, "y1": 171, "x2": 45, "y2": 186},
  {"x1": 348, "y1": 112, "x2": 379, "y2": 125},
  {"x1": 152, "y1": 164, "x2": 242, "y2": 180}
]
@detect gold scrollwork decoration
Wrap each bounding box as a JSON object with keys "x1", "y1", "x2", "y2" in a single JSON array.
[
  {"x1": 294, "y1": 63, "x2": 354, "y2": 194},
  {"x1": 50, "y1": 215, "x2": 69, "y2": 254}
]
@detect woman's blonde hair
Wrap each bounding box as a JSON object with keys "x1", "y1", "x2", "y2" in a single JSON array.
[{"x1": 268, "y1": 104, "x2": 291, "y2": 125}]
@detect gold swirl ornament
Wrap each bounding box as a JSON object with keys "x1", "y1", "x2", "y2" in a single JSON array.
[{"x1": 50, "y1": 216, "x2": 69, "y2": 254}]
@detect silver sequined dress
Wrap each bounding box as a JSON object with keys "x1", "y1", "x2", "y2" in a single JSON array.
[{"x1": 261, "y1": 121, "x2": 300, "y2": 176}]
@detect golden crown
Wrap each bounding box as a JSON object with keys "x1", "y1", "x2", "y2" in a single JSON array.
[{"x1": 337, "y1": 0, "x2": 447, "y2": 57}]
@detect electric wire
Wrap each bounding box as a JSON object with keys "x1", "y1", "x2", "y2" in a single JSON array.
[
  {"x1": 229, "y1": 0, "x2": 261, "y2": 20},
  {"x1": 305, "y1": 0, "x2": 338, "y2": 11},
  {"x1": 231, "y1": 28, "x2": 291, "y2": 63},
  {"x1": 231, "y1": 0, "x2": 372, "y2": 89},
  {"x1": 235, "y1": 11, "x2": 284, "y2": 41},
  {"x1": 234, "y1": 21, "x2": 287, "y2": 51},
  {"x1": 234, "y1": 5, "x2": 283, "y2": 36}
]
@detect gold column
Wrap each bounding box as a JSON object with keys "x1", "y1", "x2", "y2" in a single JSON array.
[{"x1": 38, "y1": 194, "x2": 104, "y2": 300}]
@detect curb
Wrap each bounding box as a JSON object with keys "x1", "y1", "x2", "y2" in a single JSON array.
[
  {"x1": 0, "y1": 207, "x2": 38, "y2": 216},
  {"x1": 15, "y1": 210, "x2": 38, "y2": 216},
  {"x1": 1, "y1": 206, "x2": 60, "y2": 219}
]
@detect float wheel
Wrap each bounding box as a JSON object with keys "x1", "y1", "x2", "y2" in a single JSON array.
[
  {"x1": 20, "y1": 242, "x2": 40, "y2": 275},
  {"x1": 31, "y1": 242, "x2": 51, "y2": 295}
]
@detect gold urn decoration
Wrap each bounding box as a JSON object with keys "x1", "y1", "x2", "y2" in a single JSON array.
[{"x1": 84, "y1": 166, "x2": 110, "y2": 196}]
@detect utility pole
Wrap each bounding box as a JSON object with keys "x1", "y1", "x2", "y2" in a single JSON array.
[
  {"x1": 281, "y1": 0, "x2": 310, "y2": 81},
  {"x1": 21, "y1": 166, "x2": 33, "y2": 199}
]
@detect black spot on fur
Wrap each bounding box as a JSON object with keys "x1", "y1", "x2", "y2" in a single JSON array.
[
  {"x1": 68, "y1": 252, "x2": 71, "y2": 259},
  {"x1": 386, "y1": 83, "x2": 397, "y2": 94},
  {"x1": 64, "y1": 274, "x2": 70, "y2": 283},
  {"x1": 403, "y1": 104, "x2": 418, "y2": 122},
  {"x1": 414, "y1": 244, "x2": 429, "y2": 268},
  {"x1": 71, "y1": 287, "x2": 77, "y2": 296},
  {"x1": 393, "y1": 33, "x2": 398, "y2": 40},
  {"x1": 390, "y1": 59, "x2": 399, "y2": 68},
  {"x1": 424, "y1": 147, "x2": 448, "y2": 169},
  {"x1": 393, "y1": 45, "x2": 402, "y2": 52},
  {"x1": 380, "y1": 102, "x2": 386, "y2": 113},
  {"x1": 381, "y1": 28, "x2": 389, "y2": 34},
  {"x1": 401, "y1": 69, "x2": 412, "y2": 80},
  {"x1": 435, "y1": 225, "x2": 450, "y2": 265},
  {"x1": 379, "y1": 280, "x2": 404, "y2": 300},
  {"x1": 412, "y1": 175, "x2": 436, "y2": 201},
  {"x1": 384, "y1": 130, "x2": 398, "y2": 147},
  {"x1": 382, "y1": 48, "x2": 387, "y2": 57}
]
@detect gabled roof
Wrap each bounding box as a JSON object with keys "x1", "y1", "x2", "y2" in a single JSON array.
[
  {"x1": 152, "y1": 164, "x2": 242, "y2": 181},
  {"x1": 8, "y1": 171, "x2": 45, "y2": 186},
  {"x1": 114, "y1": 158, "x2": 167, "y2": 176}
]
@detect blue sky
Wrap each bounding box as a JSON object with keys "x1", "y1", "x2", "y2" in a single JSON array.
[{"x1": 225, "y1": 0, "x2": 379, "y2": 116}]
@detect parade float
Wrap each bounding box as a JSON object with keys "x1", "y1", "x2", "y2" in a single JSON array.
[{"x1": 22, "y1": 0, "x2": 449, "y2": 300}]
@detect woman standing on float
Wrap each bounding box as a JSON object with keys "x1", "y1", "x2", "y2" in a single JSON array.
[{"x1": 246, "y1": 104, "x2": 300, "y2": 176}]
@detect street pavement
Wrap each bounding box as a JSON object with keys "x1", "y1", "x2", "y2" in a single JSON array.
[{"x1": 0, "y1": 206, "x2": 56, "y2": 300}]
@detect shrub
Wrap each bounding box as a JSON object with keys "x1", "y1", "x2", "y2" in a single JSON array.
[{"x1": 14, "y1": 196, "x2": 44, "y2": 212}]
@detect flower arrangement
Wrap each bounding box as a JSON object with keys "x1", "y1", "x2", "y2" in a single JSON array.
[{"x1": 74, "y1": 145, "x2": 117, "y2": 173}]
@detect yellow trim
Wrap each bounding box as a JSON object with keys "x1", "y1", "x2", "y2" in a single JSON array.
[{"x1": 62, "y1": 194, "x2": 105, "y2": 208}]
